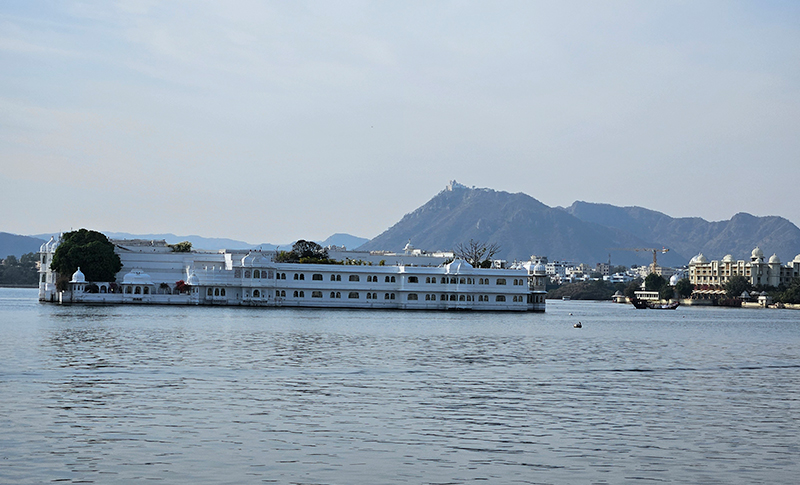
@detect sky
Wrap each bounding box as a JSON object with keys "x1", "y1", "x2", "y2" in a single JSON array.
[{"x1": 2, "y1": 1, "x2": 799, "y2": 245}]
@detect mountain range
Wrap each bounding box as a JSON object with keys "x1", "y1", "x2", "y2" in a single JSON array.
[
  {"x1": 4, "y1": 182, "x2": 799, "y2": 268},
  {"x1": 357, "y1": 182, "x2": 800, "y2": 267}
]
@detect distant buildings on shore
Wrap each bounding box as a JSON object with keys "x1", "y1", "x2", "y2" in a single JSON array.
[{"x1": 688, "y1": 247, "x2": 800, "y2": 290}]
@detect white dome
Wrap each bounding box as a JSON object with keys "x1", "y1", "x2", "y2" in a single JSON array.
[
  {"x1": 445, "y1": 259, "x2": 473, "y2": 273},
  {"x1": 751, "y1": 247, "x2": 764, "y2": 260},
  {"x1": 691, "y1": 253, "x2": 708, "y2": 264},
  {"x1": 122, "y1": 269, "x2": 154, "y2": 285},
  {"x1": 70, "y1": 267, "x2": 86, "y2": 283},
  {"x1": 669, "y1": 274, "x2": 680, "y2": 286},
  {"x1": 794, "y1": 254, "x2": 800, "y2": 263},
  {"x1": 187, "y1": 271, "x2": 199, "y2": 286},
  {"x1": 769, "y1": 254, "x2": 781, "y2": 264},
  {"x1": 722, "y1": 254, "x2": 734, "y2": 262},
  {"x1": 533, "y1": 263, "x2": 546, "y2": 275}
]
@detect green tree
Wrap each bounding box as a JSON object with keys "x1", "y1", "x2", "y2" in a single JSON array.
[
  {"x1": 50, "y1": 229, "x2": 122, "y2": 282},
  {"x1": 645, "y1": 273, "x2": 667, "y2": 292},
  {"x1": 624, "y1": 279, "x2": 642, "y2": 299},
  {"x1": 724, "y1": 275, "x2": 752, "y2": 299},
  {"x1": 168, "y1": 241, "x2": 192, "y2": 252},
  {"x1": 778, "y1": 277, "x2": 800, "y2": 304},
  {"x1": 675, "y1": 278, "x2": 694, "y2": 298},
  {"x1": 274, "y1": 240, "x2": 333, "y2": 264}
]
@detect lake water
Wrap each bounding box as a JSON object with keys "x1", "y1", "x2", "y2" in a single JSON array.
[{"x1": 1, "y1": 287, "x2": 799, "y2": 484}]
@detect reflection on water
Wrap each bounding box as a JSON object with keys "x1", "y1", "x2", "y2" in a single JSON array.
[{"x1": 1, "y1": 287, "x2": 799, "y2": 484}]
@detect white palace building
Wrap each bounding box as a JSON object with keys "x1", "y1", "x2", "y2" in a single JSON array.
[
  {"x1": 688, "y1": 246, "x2": 800, "y2": 296},
  {"x1": 38, "y1": 237, "x2": 547, "y2": 312}
]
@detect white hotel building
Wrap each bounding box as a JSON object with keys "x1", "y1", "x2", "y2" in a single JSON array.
[{"x1": 39, "y1": 237, "x2": 547, "y2": 312}]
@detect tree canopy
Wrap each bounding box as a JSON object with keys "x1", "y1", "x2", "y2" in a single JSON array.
[
  {"x1": 274, "y1": 239, "x2": 333, "y2": 264},
  {"x1": 0, "y1": 252, "x2": 38, "y2": 287},
  {"x1": 675, "y1": 278, "x2": 694, "y2": 298},
  {"x1": 453, "y1": 239, "x2": 500, "y2": 268},
  {"x1": 724, "y1": 275, "x2": 752, "y2": 298},
  {"x1": 168, "y1": 241, "x2": 192, "y2": 252},
  {"x1": 50, "y1": 229, "x2": 122, "y2": 282}
]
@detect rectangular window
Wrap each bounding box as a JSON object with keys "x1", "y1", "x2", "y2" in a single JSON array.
[{"x1": 349, "y1": 275, "x2": 359, "y2": 282}]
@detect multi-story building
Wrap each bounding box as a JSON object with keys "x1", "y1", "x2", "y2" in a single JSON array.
[
  {"x1": 38, "y1": 236, "x2": 548, "y2": 312},
  {"x1": 688, "y1": 247, "x2": 800, "y2": 289}
]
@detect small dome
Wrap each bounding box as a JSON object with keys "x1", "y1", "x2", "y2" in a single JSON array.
[
  {"x1": 533, "y1": 263, "x2": 546, "y2": 275},
  {"x1": 70, "y1": 267, "x2": 86, "y2": 283},
  {"x1": 722, "y1": 254, "x2": 734, "y2": 262},
  {"x1": 794, "y1": 254, "x2": 800, "y2": 263},
  {"x1": 122, "y1": 269, "x2": 153, "y2": 285},
  {"x1": 445, "y1": 258, "x2": 473, "y2": 273},
  {"x1": 751, "y1": 247, "x2": 764, "y2": 260},
  {"x1": 187, "y1": 271, "x2": 199, "y2": 286},
  {"x1": 691, "y1": 253, "x2": 708, "y2": 264},
  {"x1": 769, "y1": 254, "x2": 781, "y2": 264},
  {"x1": 669, "y1": 274, "x2": 680, "y2": 286}
]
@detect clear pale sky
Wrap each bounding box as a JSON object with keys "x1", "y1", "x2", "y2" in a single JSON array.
[{"x1": 2, "y1": 1, "x2": 799, "y2": 244}]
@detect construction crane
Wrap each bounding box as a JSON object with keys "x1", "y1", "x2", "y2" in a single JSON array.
[{"x1": 608, "y1": 247, "x2": 669, "y2": 274}]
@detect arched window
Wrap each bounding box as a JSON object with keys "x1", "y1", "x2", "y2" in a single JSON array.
[
  {"x1": 390, "y1": 293, "x2": 395, "y2": 299},
  {"x1": 460, "y1": 278, "x2": 465, "y2": 284},
  {"x1": 299, "y1": 291, "x2": 304, "y2": 297},
  {"x1": 496, "y1": 295, "x2": 506, "y2": 302},
  {"x1": 221, "y1": 289, "x2": 226, "y2": 296},
  {"x1": 450, "y1": 277, "x2": 456, "y2": 284},
  {"x1": 336, "y1": 292, "x2": 341, "y2": 298},
  {"x1": 367, "y1": 276, "x2": 373, "y2": 283},
  {"x1": 253, "y1": 289, "x2": 260, "y2": 297},
  {"x1": 496, "y1": 279, "x2": 506, "y2": 285},
  {"x1": 143, "y1": 287, "x2": 149, "y2": 294},
  {"x1": 294, "y1": 273, "x2": 299, "y2": 280},
  {"x1": 313, "y1": 274, "x2": 323, "y2": 281},
  {"x1": 299, "y1": 274, "x2": 304, "y2": 280},
  {"x1": 425, "y1": 294, "x2": 431, "y2": 300},
  {"x1": 330, "y1": 291, "x2": 336, "y2": 298},
  {"x1": 268, "y1": 271, "x2": 274, "y2": 279},
  {"x1": 348, "y1": 292, "x2": 359, "y2": 299},
  {"x1": 441, "y1": 277, "x2": 446, "y2": 284},
  {"x1": 408, "y1": 293, "x2": 418, "y2": 300},
  {"x1": 280, "y1": 273, "x2": 286, "y2": 280},
  {"x1": 449, "y1": 294, "x2": 457, "y2": 301},
  {"x1": 207, "y1": 288, "x2": 213, "y2": 296},
  {"x1": 408, "y1": 276, "x2": 418, "y2": 283},
  {"x1": 214, "y1": 288, "x2": 220, "y2": 296},
  {"x1": 440, "y1": 294, "x2": 446, "y2": 301},
  {"x1": 336, "y1": 274, "x2": 341, "y2": 281},
  {"x1": 372, "y1": 293, "x2": 377, "y2": 299},
  {"x1": 385, "y1": 293, "x2": 390, "y2": 299},
  {"x1": 385, "y1": 276, "x2": 390, "y2": 283},
  {"x1": 425, "y1": 277, "x2": 430, "y2": 284},
  {"x1": 331, "y1": 274, "x2": 336, "y2": 281},
  {"x1": 391, "y1": 276, "x2": 396, "y2": 283},
  {"x1": 293, "y1": 290, "x2": 298, "y2": 297},
  {"x1": 253, "y1": 270, "x2": 260, "y2": 278},
  {"x1": 245, "y1": 270, "x2": 251, "y2": 278},
  {"x1": 366, "y1": 293, "x2": 372, "y2": 299},
  {"x1": 349, "y1": 275, "x2": 359, "y2": 282},
  {"x1": 459, "y1": 295, "x2": 465, "y2": 301}
]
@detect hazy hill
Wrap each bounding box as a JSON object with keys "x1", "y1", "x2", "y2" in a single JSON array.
[
  {"x1": 564, "y1": 202, "x2": 800, "y2": 262},
  {"x1": 0, "y1": 232, "x2": 46, "y2": 259},
  {"x1": 359, "y1": 183, "x2": 800, "y2": 267},
  {"x1": 358, "y1": 184, "x2": 679, "y2": 266},
  {"x1": 25, "y1": 231, "x2": 366, "y2": 254}
]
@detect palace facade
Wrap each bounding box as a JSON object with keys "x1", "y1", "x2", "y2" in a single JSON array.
[
  {"x1": 38, "y1": 237, "x2": 547, "y2": 312},
  {"x1": 688, "y1": 247, "x2": 800, "y2": 290}
]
